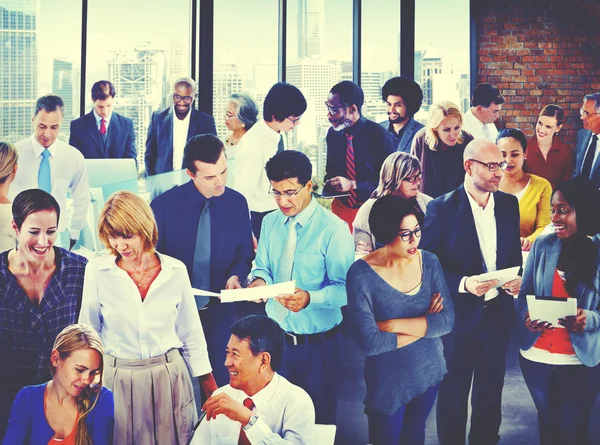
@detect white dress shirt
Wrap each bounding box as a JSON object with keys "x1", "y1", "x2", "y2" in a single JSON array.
[
  {"x1": 79, "y1": 252, "x2": 212, "y2": 377},
  {"x1": 462, "y1": 109, "x2": 499, "y2": 142},
  {"x1": 173, "y1": 106, "x2": 191, "y2": 171},
  {"x1": 93, "y1": 109, "x2": 111, "y2": 131},
  {"x1": 10, "y1": 136, "x2": 90, "y2": 240},
  {"x1": 460, "y1": 190, "x2": 499, "y2": 301},
  {"x1": 230, "y1": 120, "x2": 279, "y2": 213},
  {"x1": 194, "y1": 373, "x2": 315, "y2": 445}
]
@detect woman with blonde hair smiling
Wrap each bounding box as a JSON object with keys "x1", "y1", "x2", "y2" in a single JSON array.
[
  {"x1": 353, "y1": 151, "x2": 432, "y2": 252},
  {"x1": 411, "y1": 101, "x2": 475, "y2": 198},
  {"x1": 79, "y1": 190, "x2": 215, "y2": 445},
  {"x1": 0, "y1": 142, "x2": 18, "y2": 252},
  {"x1": 3, "y1": 323, "x2": 114, "y2": 445}
]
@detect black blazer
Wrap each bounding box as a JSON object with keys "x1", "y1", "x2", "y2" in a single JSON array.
[
  {"x1": 574, "y1": 128, "x2": 600, "y2": 188},
  {"x1": 420, "y1": 185, "x2": 522, "y2": 335},
  {"x1": 69, "y1": 111, "x2": 136, "y2": 161},
  {"x1": 144, "y1": 107, "x2": 217, "y2": 176}
]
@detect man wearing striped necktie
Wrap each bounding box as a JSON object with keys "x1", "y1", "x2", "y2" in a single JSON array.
[
  {"x1": 324, "y1": 81, "x2": 395, "y2": 232},
  {"x1": 247, "y1": 150, "x2": 354, "y2": 425}
]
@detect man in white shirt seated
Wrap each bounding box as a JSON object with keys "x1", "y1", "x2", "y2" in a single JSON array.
[
  {"x1": 462, "y1": 83, "x2": 504, "y2": 141},
  {"x1": 194, "y1": 315, "x2": 315, "y2": 445}
]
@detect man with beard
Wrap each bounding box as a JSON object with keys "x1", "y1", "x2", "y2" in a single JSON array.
[
  {"x1": 420, "y1": 138, "x2": 522, "y2": 445},
  {"x1": 324, "y1": 81, "x2": 395, "y2": 230},
  {"x1": 145, "y1": 77, "x2": 217, "y2": 175},
  {"x1": 379, "y1": 77, "x2": 424, "y2": 153}
]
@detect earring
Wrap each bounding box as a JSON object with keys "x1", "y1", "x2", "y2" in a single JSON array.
[{"x1": 242, "y1": 124, "x2": 245, "y2": 127}]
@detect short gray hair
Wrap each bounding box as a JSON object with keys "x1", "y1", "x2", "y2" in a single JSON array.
[
  {"x1": 34, "y1": 95, "x2": 65, "y2": 118},
  {"x1": 173, "y1": 76, "x2": 197, "y2": 94},
  {"x1": 583, "y1": 93, "x2": 600, "y2": 111},
  {"x1": 228, "y1": 93, "x2": 259, "y2": 130}
]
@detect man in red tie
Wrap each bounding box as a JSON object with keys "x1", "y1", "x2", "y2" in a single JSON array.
[
  {"x1": 195, "y1": 315, "x2": 315, "y2": 445},
  {"x1": 324, "y1": 81, "x2": 395, "y2": 231}
]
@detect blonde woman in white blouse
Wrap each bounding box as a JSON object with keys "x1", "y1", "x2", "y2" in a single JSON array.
[
  {"x1": 0, "y1": 142, "x2": 18, "y2": 252},
  {"x1": 79, "y1": 191, "x2": 216, "y2": 445}
]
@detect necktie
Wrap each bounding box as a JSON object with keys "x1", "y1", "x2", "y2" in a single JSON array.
[
  {"x1": 272, "y1": 217, "x2": 298, "y2": 324},
  {"x1": 192, "y1": 200, "x2": 211, "y2": 309},
  {"x1": 482, "y1": 124, "x2": 491, "y2": 141},
  {"x1": 581, "y1": 135, "x2": 598, "y2": 179},
  {"x1": 38, "y1": 149, "x2": 51, "y2": 193},
  {"x1": 238, "y1": 398, "x2": 255, "y2": 445},
  {"x1": 100, "y1": 118, "x2": 107, "y2": 135},
  {"x1": 345, "y1": 133, "x2": 357, "y2": 207},
  {"x1": 277, "y1": 134, "x2": 285, "y2": 153}
]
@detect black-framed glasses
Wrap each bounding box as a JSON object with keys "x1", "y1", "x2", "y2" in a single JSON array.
[
  {"x1": 173, "y1": 94, "x2": 194, "y2": 104},
  {"x1": 286, "y1": 116, "x2": 302, "y2": 125},
  {"x1": 268, "y1": 184, "x2": 304, "y2": 198},
  {"x1": 403, "y1": 172, "x2": 423, "y2": 184},
  {"x1": 325, "y1": 101, "x2": 345, "y2": 114},
  {"x1": 580, "y1": 108, "x2": 599, "y2": 118},
  {"x1": 468, "y1": 159, "x2": 508, "y2": 172},
  {"x1": 397, "y1": 227, "x2": 421, "y2": 243}
]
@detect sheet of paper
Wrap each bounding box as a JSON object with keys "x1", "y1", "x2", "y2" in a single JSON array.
[
  {"x1": 191, "y1": 288, "x2": 221, "y2": 298},
  {"x1": 220, "y1": 281, "x2": 296, "y2": 303},
  {"x1": 478, "y1": 266, "x2": 521, "y2": 288},
  {"x1": 526, "y1": 295, "x2": 577, "y2": 326}
]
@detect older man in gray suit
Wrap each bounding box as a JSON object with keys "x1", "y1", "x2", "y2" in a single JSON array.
[{"x1": 575, "y1": 92, "x2": 600, "y2": 188}]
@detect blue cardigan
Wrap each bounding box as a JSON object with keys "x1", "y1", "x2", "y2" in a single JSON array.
[
  {"x1": 518, "y1": 233, "x2": 600, "y2": 367},
  {"x1": 3, "y1": 383, "x2": 114, "y2": 445}
]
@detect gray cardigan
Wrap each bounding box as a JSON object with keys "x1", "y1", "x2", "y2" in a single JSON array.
[
  {"x1": 518, "y1": 233, "x2": 600, "y2": 367},
  {"x1": 346, "y1": 250, "x2": 455, "y2": 415}
]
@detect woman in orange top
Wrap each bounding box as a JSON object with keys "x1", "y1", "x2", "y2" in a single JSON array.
[
  {"x1": 518, "y1": 177, "x2": 600, "y2": 445},
  {"x1": 525, "y1": 104, "x2": 573, "y2": 190}
]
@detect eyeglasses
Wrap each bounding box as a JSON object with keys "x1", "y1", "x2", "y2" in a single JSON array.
[
  {"x1": 468, "y1": 159, "x2": 508, "y2": 172},
  {"x1": 403, "y1": 173, "x2": 423, "y2": 184},
  {"x1": 287, "y1": 116, "x2": 302, "y2": 125},
  {"x1": 397, "y1": 227, "x2": 421, "y2": 243},
  {"x1": 325, "y1": 102, "x2": 345, "y2": 114},
  {"x1": 269, "y1": 184, "x2": 304, "y2": 198},
  {"x1": 173, "y1": 94, "x2": 194, "y2": 104},
  {"x1": 580, "y1": 108, "x2": 599, "y2": 118}
]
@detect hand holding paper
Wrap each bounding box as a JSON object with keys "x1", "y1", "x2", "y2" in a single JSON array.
[{"x1": 220, "y1": 281, "x2": 296, "y2": 303}]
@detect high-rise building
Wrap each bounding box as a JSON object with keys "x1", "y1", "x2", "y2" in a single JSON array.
[
  {"x1": 52, "y1": 59, "x2": 75, "y2": 139},
  {"x1": 168, "y1": 40, "x2": 187, "y2": 87},
  {"x1": 417, "y1": 48, "x2": 443, "y2": 109},
  {"x1": 298, "y1": 0, "x2": 325, "y2": 59},
  {"x1": 108, "y1": 43, "x2": 167, "y2": 171},
  {"x1": 252, "y1": 62, "x2": 278, "y2": 117},
  {"x1": 0, "y1": 1, "x2": 38, "y2": 141},
  {"x1": 213, "y1": 53, "x2": 243, "y2": 138}
]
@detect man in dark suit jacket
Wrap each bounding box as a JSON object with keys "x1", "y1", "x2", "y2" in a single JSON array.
[
  {"x1": 144, "y1": 77, "x2": 217, "y2": 176},
  {"x1": 574, "y1": 92, "x2": 600, "y2": 188},
  {"x1": 69, "y1": 80, "x2": 136, "y2": 162},
  {"x1": 150, "y1": 134, "x2": 254, "y2": 387},
  {"x1": 420, "y1": 138, "x2": 522, "y2": 445}
]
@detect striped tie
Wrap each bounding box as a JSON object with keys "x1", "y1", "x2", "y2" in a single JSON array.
[
  {"x1": 345, "y1": 133, "x2": 357, "y2": 207},
  {"x1": 272, "y1": 217, "x2": 298, "y2": 323}
]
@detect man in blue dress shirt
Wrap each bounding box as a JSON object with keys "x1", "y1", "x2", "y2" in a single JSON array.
[
  {"x1": 248, "y1": 150, "x2": 354, "y2": 424},
  {"x1": 150, "y1": 134, "x2": 254, "y2": 387}
]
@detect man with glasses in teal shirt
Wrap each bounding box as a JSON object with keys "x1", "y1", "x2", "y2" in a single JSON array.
[{"x1": 247, "y1": 150, "x2": 354, "y2": 425}]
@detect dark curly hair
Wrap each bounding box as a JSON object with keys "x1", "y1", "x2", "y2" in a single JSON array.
[{"x1": 381, "y1": 77, "x2": 423, "y2": 116}]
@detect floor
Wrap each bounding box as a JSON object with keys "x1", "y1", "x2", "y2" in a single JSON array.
[{"x1": 335, "y1": 306, "x2": 600, "y2": 445}]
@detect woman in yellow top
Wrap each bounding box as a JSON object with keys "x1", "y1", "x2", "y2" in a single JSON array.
[{"x1": 498, "y1": 128, "x2": 552, "y2": 251}]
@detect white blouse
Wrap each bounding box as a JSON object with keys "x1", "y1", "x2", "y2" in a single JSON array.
[{"x1": 79, "y1": 252, "x2": 212, "y2": 377}]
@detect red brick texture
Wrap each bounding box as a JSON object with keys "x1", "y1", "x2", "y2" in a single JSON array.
[{"x1": 476, "y1": 0, "x2": 600, "y2": 146}]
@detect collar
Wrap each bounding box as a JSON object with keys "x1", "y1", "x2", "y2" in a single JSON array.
[
  {"x1": 184, "y1": 180, "x2": 227, "y2": 205},
  {"x1": 95, "y1": 251, "x2": 182, "y2": 274},
  {"x1": 287, "y1": 196, "x2": 318, "y2": 227},
  {"x1": 387, "y1": 117, "x2": 411, "y2": 135},
  {"x1": 31, "y1": 135, "x2": 58, "y2": 158},
  {"x1": 172, "y1": 106, "x2": 192, "y2": 123},
  {"x1": 244, "y1": 373, "x2": 281, "y2": 409},
  {"x1": 93, "y1": 109, "x2": 111, "y2": 126},
  {"x1": 257, "y1": 119, "x2": 282, "y2": 144},
  {"x1": 345, "y1": 115, "x2": 367, "y2": 137},
  {"x1": 465, "y1": 186, "x2": 495, "y2": 214}
]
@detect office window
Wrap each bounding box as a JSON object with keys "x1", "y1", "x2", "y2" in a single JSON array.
[
  {"x1": 415, "y1": 0, "x2": 470, "y2": 122},
  {"x1": 213, "y1": 0, "x2": 278, "y2": 139},
  {"x1": 0, "y1": 0, "x2": 82, "y2": 142},
  {"x1": 361, "y1": 0, "x2": 400, "y2": 125},
  {"x1": 286, "y1": 0, "x2": 352, "y2": 181},
  {"x1": 86, "y1": 0, "x2": 191, "y2": 172}
]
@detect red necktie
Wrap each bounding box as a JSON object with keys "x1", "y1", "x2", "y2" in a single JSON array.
[
  {"x1": 345, "y1": 133, "x2": 357, "y2": 207},
  {"x1": 100, "y1": 118, "x2": 107, "y2": 135},
  {"x1": 238, "y1": 398, "x2": 254, "y2": 445}
]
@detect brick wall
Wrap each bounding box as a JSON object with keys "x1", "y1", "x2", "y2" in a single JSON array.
[{"x1": 476, "y1": 0, "x2": 600, "y2": 146}]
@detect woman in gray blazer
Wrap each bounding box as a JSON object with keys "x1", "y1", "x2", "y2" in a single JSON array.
[{"x1": 518, "y1": 177, "x2": 600, "y2": 445}]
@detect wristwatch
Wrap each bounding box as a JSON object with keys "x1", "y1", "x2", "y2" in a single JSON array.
[{"x1": 243, "y1": 414, "x2": 259, "y2": 431}]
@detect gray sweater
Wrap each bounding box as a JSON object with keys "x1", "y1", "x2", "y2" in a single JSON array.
[{"x1": 346, "y1": 250, "x2": 454, "y2": 415}]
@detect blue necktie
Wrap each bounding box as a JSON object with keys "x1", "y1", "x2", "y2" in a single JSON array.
[
  {"x1": 192, "y1": 199, "x2": 211, "y2": 309},
  {"x1": 38, "y1": 149, "x2": 51, "y2": 193}
]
